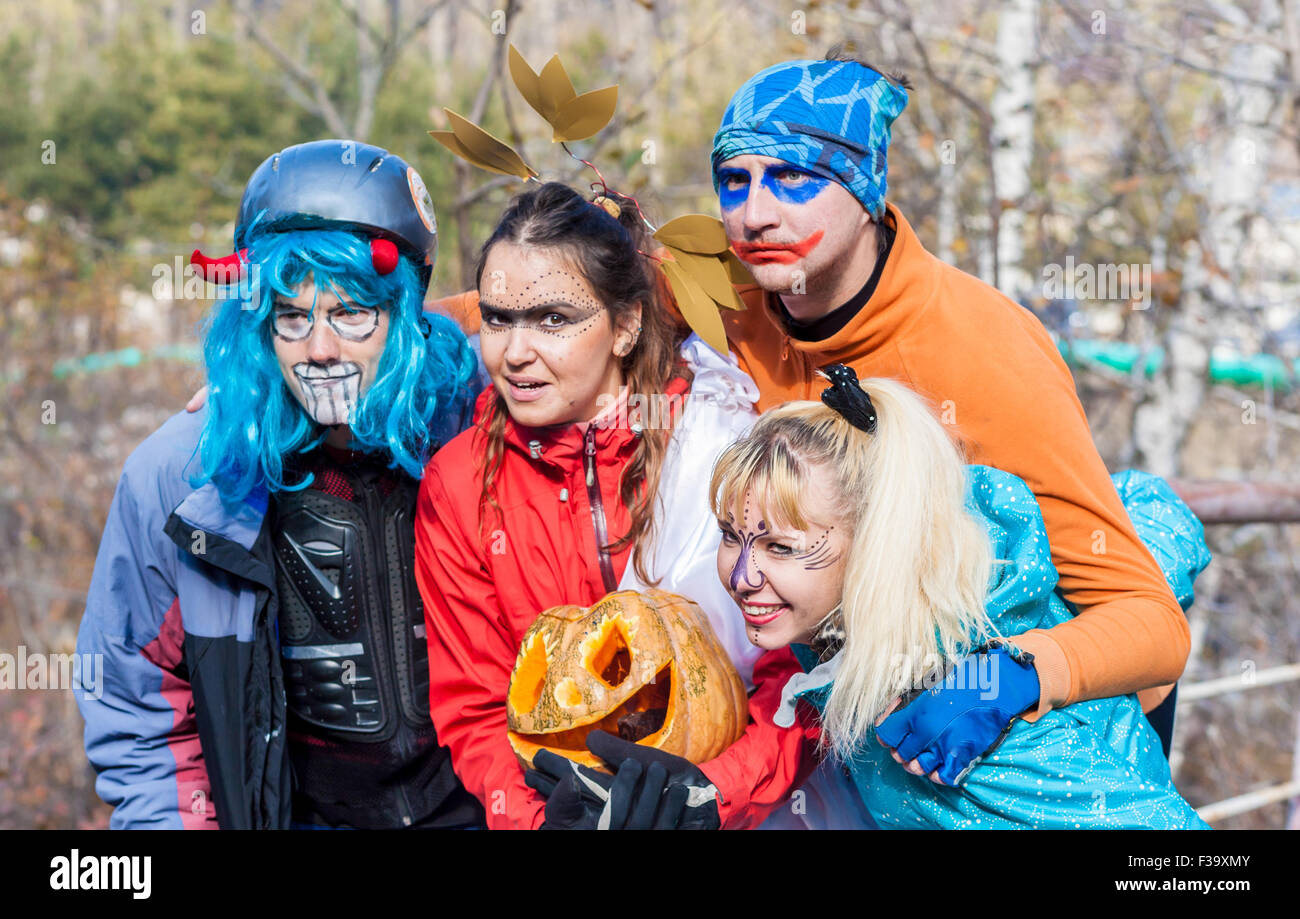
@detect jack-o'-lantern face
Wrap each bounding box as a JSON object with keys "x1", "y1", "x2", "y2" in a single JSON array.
[{"x1": 507, "y1": 589, "x2": 749, "y2": 771}]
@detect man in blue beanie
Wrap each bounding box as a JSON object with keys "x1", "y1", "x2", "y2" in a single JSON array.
[{"x1": 560, "y1": 49, "x2": 1190, "y2": 830}]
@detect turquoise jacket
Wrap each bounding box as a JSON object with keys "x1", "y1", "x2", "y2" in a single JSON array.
[{"x1": 783, "y1": 465, "x2": 1212, "y2": 830}]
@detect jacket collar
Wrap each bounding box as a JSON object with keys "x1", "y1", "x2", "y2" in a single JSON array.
[
  {"x1": 774, "y1": 646, "x2": 843, "y2": 728},
  {"x1": 471, "y1": 376, "x2": 691, "y2": 471},
  {"x1": 164, "y1": 481, "x2": 276, "y2": 590}
]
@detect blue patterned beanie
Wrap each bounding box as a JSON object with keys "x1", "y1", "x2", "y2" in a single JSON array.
[{"x1": 712, "y1": 60, "x2": 909, "y2": 219}]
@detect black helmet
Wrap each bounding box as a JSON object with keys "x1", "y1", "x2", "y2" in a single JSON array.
[{"x1": 234, "y1": 139, "x2": 439, "y2": 294}]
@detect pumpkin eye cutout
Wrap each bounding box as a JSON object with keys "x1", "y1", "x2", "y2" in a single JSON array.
[
  {"x1": 509, "y1": 633, "x2": 550, "y2": 714},
  {"x1": 587, "y1": 617, "x2": 633, "y2": 689}
]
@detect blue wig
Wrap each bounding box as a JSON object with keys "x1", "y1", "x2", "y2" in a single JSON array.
[{"x1": 193, "y1": 227, "x2": 477, "y2": 505}]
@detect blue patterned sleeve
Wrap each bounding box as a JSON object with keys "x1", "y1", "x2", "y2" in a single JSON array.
[{"x1": 1110, "y1": 471, "x2": 1211, "y2": 612}]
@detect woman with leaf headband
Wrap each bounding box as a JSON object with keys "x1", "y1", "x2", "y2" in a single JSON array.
[
  {"x1": 414, "y1": 47, "x2": 823, "y2": 831},
  {"x1": 412, "y1": 181, "x2": 821, "y2": 830}
]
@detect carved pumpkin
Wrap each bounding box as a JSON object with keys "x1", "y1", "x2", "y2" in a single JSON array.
[{"x1": 507, "y1": 589, "x2": 749, "y2": 771}]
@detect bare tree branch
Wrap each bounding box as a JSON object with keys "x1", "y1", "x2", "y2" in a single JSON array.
[
  {"x1": 1053, "y1": 0, "x2": 1297, "y2": 92},
  {"x1": 235, "y1": 0, "x2": 350, "y2": 135},
  {"x1": 332, "y1": 0, "x2": 389, "y2": 49},
  {"x1": 395, "y1": 0, "x2": 455, "y2": 53}
]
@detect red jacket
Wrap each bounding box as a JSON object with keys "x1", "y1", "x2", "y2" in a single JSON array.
[{"x1": 414, "y1": 382, "x2": 819, "y2": 829}]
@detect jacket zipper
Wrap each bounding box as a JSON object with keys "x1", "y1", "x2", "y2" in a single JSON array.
[
  {"x1": 584, "y1": 427, "x2": 619, "y2": 594},
  {"x1": 355, "y1": 467, "x2": 416, "y2": 828}
]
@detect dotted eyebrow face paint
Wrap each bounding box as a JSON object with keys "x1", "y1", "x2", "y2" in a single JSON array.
[{"x1": 478, "y1": 267, "x2": 606, "y2": 339}]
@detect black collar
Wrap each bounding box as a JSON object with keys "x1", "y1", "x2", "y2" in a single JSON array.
[{"x1": 777, "y1": 223, "x2": 896, "y2": 342}]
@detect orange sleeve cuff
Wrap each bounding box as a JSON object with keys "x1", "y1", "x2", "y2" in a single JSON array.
[{"x1": 1009, "y1": 631, "x2": 1071, "y2": 722}]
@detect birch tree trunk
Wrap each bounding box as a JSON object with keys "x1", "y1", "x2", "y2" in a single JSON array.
[
  {"x1": 1133, "y1": 0, "x2": 1284, "y2": 477},
  {"x1": 990, "y1": 0, "x2": 1037, "y2": 299}
]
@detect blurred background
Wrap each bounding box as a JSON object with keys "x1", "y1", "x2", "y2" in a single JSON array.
[{"x1": 1, "y1": 0, "x2": 1298, "y2": 829}]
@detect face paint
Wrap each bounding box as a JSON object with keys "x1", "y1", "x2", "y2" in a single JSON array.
[
  {"x1": 727, "y1": 516, "x2": 769, "y2": 593},
  {"x1": 716, "y1": 153, "x2": 875, "y2": 305},
  {"x1": 715, "y1": 163, "x2": 832, "y2": 212},
  {"x1": 731, "y1": 230, "x2": 825, "y2": 265},
  {"x1": 714, "y1": 478, "x2": 852, "y2": 652},
  {"x1": 477, "y1": 243, "x2": 633, "y2": 427},
  {"x1": 723, "y1": 496, "x2": 771, "y2": 593},
  {"x1": 292, "y1": 361, "x2": 363, "y2": 426},
  {"x1": 271, "y1": 276, "x2": 390, "y2": 438},
  {"x1": 716, "y1": 167, "x2": 750, "y2": 213},
  {"x1": 793, "y1": 526, "x2": 840, "y2": 571},
  {"x1": 273, "y1": 303, "x2": 381, "y2": 342},
  {"x1": 478, "y1": 299, "x2": 604, "y2": 339}
]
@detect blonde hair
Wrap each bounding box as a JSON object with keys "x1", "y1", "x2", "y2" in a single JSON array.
[{"x1": 708, "y1": 377, "x2": 999, "y2": 760}]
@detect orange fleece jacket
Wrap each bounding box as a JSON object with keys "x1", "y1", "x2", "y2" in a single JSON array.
[{"x1": 430, "y1": 202, "x2": 1189, "y2": 716}]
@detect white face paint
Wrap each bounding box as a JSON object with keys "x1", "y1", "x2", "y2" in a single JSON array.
[
  {"x1": 291, "y1": 360, "x2": 364, "y2": 426},
  {"x1": 271, "y1": 275, "x2": 389, "y2": 441}
]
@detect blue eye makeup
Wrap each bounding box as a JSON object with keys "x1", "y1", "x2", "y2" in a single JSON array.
[
  {"x1": 717, "y1": 168, "x2": 751, "y2": 212},
  {"x1": 715, "y1": 164, "x2": 832, "y2": 212},
  {"x1": 766, "y1": 166, "x2": 829, "y2": 204}
]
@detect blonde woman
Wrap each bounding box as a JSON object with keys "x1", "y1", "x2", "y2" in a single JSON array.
[{"x1": 708, "y1": 364, "x2": 1211, "y2": 829}]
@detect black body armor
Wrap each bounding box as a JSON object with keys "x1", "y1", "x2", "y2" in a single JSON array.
[{"x1": 272, "y1": 450, "x2": 484, "y2": 829}]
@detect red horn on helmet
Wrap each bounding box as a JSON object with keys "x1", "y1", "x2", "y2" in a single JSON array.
[
  {"x1": 370, "y1": 238, "x2": 399, "y2": 275},
  {"x1": 190, "y1": 248, "x2": 249, "y2": 283}
]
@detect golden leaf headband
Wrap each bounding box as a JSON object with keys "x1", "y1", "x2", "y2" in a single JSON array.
[{"x1": 428, "y1": 44, "x2": 750, "y2": 354}]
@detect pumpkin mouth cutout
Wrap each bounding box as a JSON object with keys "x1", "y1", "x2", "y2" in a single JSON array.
[{"x1": 510, "y1": 663, "x2": 675, "y2": 759}]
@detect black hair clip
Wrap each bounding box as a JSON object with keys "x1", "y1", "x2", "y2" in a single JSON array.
[
  {"x1": 418, "y1": 315, "x2": 433, "y2": 339},
  {"x1": 820, "y1": 363, "x2": 877, "y2": 434}
]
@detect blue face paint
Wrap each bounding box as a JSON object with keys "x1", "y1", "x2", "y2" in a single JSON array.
[
  {"x1": 716, "y1": 167, "x2": 750, "y2": 213},
  {"x1": 715, "y1": 164, "x2": 832, "y2": 213}
]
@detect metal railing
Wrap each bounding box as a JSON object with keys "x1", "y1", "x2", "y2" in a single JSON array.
[{"x1": 1180, "y1": 662, "x2": 1300, "y2": 825}]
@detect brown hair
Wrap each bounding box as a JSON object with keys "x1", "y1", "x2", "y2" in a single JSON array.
[
  {"x1": 823, "y1": 41, "x2": 913, "y2": 90},
  {"x1": 473, "y1": 182, "x2": 690, "y2": 584}
]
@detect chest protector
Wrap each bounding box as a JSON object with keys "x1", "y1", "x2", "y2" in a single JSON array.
[
  {"x1": 271, "y1": 457, "x2": 483, "y2": 828},
  {"x1": 274, "y1": 470, "x2": 428, "y2": 735}
]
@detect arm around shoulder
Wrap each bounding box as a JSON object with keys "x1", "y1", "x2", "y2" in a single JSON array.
[{"x1": 944, "y1": 329, "x2": 1190, "y2": 714}]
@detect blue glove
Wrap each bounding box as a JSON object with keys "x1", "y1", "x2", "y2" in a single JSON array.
[{"x1": 875, "y1": 645, "x2": 1039, "y2": 786}]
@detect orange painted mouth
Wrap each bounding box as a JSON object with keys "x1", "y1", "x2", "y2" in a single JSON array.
[{"x1": 732, "y1": 230, "x2": 824, "y2": 265}]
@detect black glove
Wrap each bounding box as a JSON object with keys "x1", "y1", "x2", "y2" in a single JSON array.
[
  {"x1": 526, "y1": 749, "x2": 608, "y2": 830},
  {"x1": 585, "y1": 730, "x2": 721, "y2": 830},
  {"x1": 535, "y1": 772, "x2": 601, "y2": 830},
  {"x1": 525, "y1": 747, "x2": 689, "y2": 830}
]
